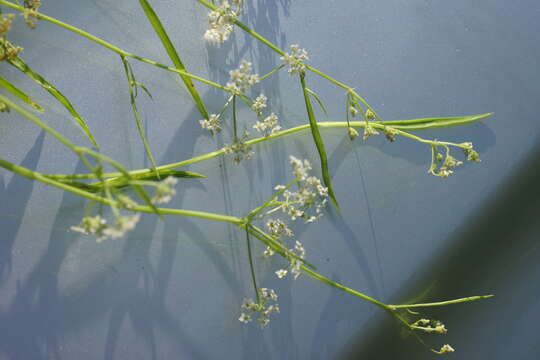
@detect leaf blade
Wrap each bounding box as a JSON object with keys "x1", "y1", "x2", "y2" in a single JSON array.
[
  {"x1": 138, "y1": 0, "x2": 209, "y2": 120},
  {"x1": 8, "y1": 57, "x2": 99, "y2": 148}
]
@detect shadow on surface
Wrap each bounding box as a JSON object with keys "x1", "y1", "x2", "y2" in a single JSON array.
[
  {"x1": 0, "y1": 131, "x2": 45, "y2": 282},
  {"x1": 338, "y1": 137, "x2": 540, "y2": 359}
]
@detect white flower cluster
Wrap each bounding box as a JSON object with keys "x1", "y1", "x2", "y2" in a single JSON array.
[
  {"x1": 273, "y1": 156, "x2": 328, "y2": 223},
  {"x1": 274, "y1": 240, "x2": 305, "y2": 279},
  {"x1": 199, "y1": 113, "x2": 222, "y2": 134},
  {"x1": 429, "y1": 147, "x2": 463, "y2": 178},
  {"x1": 363, "y1": 124, "x2": 379, "y2": 140},
  {"x1": 152, "y1": 176, "x2": 178, "y2": 204},
  {"x1": 412, "y1": 318, "x2": 448, "y2": 334},
  {"x1": 226, "y1": 60, "x2": 259, "y2": 95},
  {"x1": 461, "y1": 142, "x2": 481, "y2": 162},
  {"x1": 251, "y1": 94, "x2": 267, "y2": 115},
  {"x1": 280, "y1": 44, "x2": 309, "y2": 75},
  {"x1": 438, "y1": 344, "x2": 455, "y2": 354},
  {"x1": 224, "y1": 130, "x2": 254, "y2": 164},
  {"x1": 251, "y1": 94, "x2": 281, "y2": 136},
  {"x1": 253, "y1": 113, "x2": 281, "y2": 136},
  {"x1": 266, "y1": 219, "x2": 293, "y2": 238},
  {"x1": 71, "y1": 214, "x2": 141, "y2": 243},
  {"x1": 203, "y1": 0, "x2": 243, "y2": 45},
  {"x1": 239, "y1": 288, "x2": 280, "y2": 327}
]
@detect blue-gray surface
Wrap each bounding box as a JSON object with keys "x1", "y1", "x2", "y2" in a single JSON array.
[{"x1": 1, "y1": 0, "x2": 539, "y2": 359}]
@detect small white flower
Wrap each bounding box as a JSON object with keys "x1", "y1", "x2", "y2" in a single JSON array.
[
  {"x1": 226, "y1": 60, "x2": 259, "y2": 95},
  {"x1": 101, "y1": 214, "x2": 141, "y2": 241},
  {"x1": 363, "y1": 124, "x2": 379, "y2": 140},
  {"x1": 263, "y1": 246, "x2": 275, "y2": 258},
  {"x1": 199, "y1": 113, "x2": 222, "y2": 134},
  {"x1": 266, "y1": 219, "x2": 293, "y2": 238},
  {"x1": 203, "y1": 1, "x2": 244, "y2": 45},
  {"x1": 152, "y1": 176, "x2": 178, "y2": 204},
  {"x1": 71, "y1": 215, "x2": 107, "y2": 240},
  {"x1": 238, "y1": 313, "x2": 252, "y2": 323},
  {"x1": 259, "y1": 288, "x2": 278, "y2": 302},
  {"x1": 224, "y1": 130, "x2": 254, "y2": 164},
  {"x1": 253, "y1": 113, "x2": 281, "y2": 136},
  {"x1": 280, "y1": 44, "x2": 309, "y2": 75},
  {"x1": 275, "y1": 269, "x2": 288, "y2": 278},
  {"x1": 439, "y1": 344, "x2": 455, "y2": 354},
  {"x1": 251, "y1": 94, "x2": 267, "y2": 114}
]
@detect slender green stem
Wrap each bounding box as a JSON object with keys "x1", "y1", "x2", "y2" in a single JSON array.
[
  {"x1": 195, "y1": 0, "x2": 380, "y2": 118},
  {"x1": 259, "y1": 64, "x2": 285, "y2": 81},
  {"x1": 0, "y1": 74, "x2": 43, "y2": 111},
  {"x1": 138, "y1": 0, "x2": 210, "y2": 120},
  {"x1": 245, "y1": 179, "x2": 295, "y2": 221},
  {"x1": 232, "y1": 95, "x2": 238, "y2": 141},
  {"x1": 0, "y1": 156, "x2": 243, "y2": 224},
  {"x1": 245, "y1": 228, "x2": 260, "y2": 303},
  {"x1": 43, "y1": 113, "x2": 492, "y2": 181},
  {"x1": 299, "y1": 72, "x2": 340, "y2": 212},
  {"x1": 0, "y1": 0, "x2": 226, "y2": 92},
  {"x1": 120, "y1": 55, "x2": 159, "y2": 176},
  {"x1": 302, "y1": 265, "x2": 387, "y2": 308},
  {"x1": 387, "y1": 295, "x2": 494, "y2": 310}
]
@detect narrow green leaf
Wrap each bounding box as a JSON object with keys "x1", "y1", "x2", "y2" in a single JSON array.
[
  {"x1": 138, "y1": 0, "x2": 209, "y2": 120},
  {"x1": 91, "y1": 169, "x2": 205, "y2": 189},
  {"x1": 0, "y1": 75, "x2": 44, "y2": 111},
  {"x1": 299, "y1": 73, "x2": 340, "y2": 212},
  {"x1": 379, "y1": 113, "x2": 493, "y2": 130},
  {"x1": 7, "y1": 57, "x2": 99, "y2": 148},
  {"x1": 120, "y1": 55, "x2": 159, "y2": 178},
  {"x1": 307, "y1": 87, "x2": 328, "y2": 116}
]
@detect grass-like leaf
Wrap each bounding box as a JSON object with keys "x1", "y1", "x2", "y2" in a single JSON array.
[
  {"x1": 379, "y1": 113, "x2": 493, "y2": 130},
  {"x1": 138, "y1": 0, "x2": 210, "y2": 120},
  {"x1": 307, "y1": 87, "x2": 328, "y2": 116},
  {"x1": 8, "y1": 57, "x2": 99, "y2": 148},
  {"x1": 91, "y1": 169, "x2": 205, "y2": 189},
  {"x1": 299, "y1": 73, "x2": 340, "y2": 212},
  {"x1": 120, "y1": 55, "x2": 159, "y2": 177},
  {"x1": 0, "y1": 75, "x2": 44, "y2": 112}
]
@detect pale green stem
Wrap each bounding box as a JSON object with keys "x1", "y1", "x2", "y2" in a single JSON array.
[
  {"x1": 0, "y1": 0, "x2": 227, "y2": 92},
  {"x1": 0, "y1": 156, "x2": 243, "y2": 224},
  {"x1": 387, "y1": 295, "x2": 494, "y2": 310},
  {"x1": 43, "y1": 116, "x2": 490, "y2": 181}
]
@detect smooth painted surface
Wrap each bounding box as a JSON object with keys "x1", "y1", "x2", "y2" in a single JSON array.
[{"x1": 0, "y1": 0, "x2": 539, "y2": 359}]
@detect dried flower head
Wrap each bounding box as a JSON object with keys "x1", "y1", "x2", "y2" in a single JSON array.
[
  {"x1": 363, "y1": 124, "x2": 379, "y2": 140},
  {"x1": 0, "y1": 40, "x2": 23, "y2": 62},
  {"x1": 23, "y1": 0, "x2": 41, "y2": 29},
  {"x1": 0, "y1": 14, "x2": 15, "y2": 37}
]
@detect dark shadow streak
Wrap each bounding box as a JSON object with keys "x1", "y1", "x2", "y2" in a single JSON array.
[{"x1": 338, "y1": 137, "x2": 540, "y2": 359}]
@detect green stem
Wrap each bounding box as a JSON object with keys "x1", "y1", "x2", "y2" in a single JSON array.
[
  {"x1": 43, "y1": 113, "x2": 492, "y2": 181},
  {"x1": 387, "y1": 295, "x2": 494, "y2": 310},
  {"x1": 299, "y1": 72, "x2": 340, "y2": 212},
  {"x1": 0, "y1": 0, "x2": 227, "y2": 92},
  {"x1": 0, "y1": 156, "x2": 243, "y2": 225},
  {"x1": 232, "y1": 95, "x2": 238, "y2": 141},
  {"x1": 245, "y1": 228, "x2": 260, "y2": 303},
  {"x1": 195, "y1": 0, "x2": 380, "y2": 118}
]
